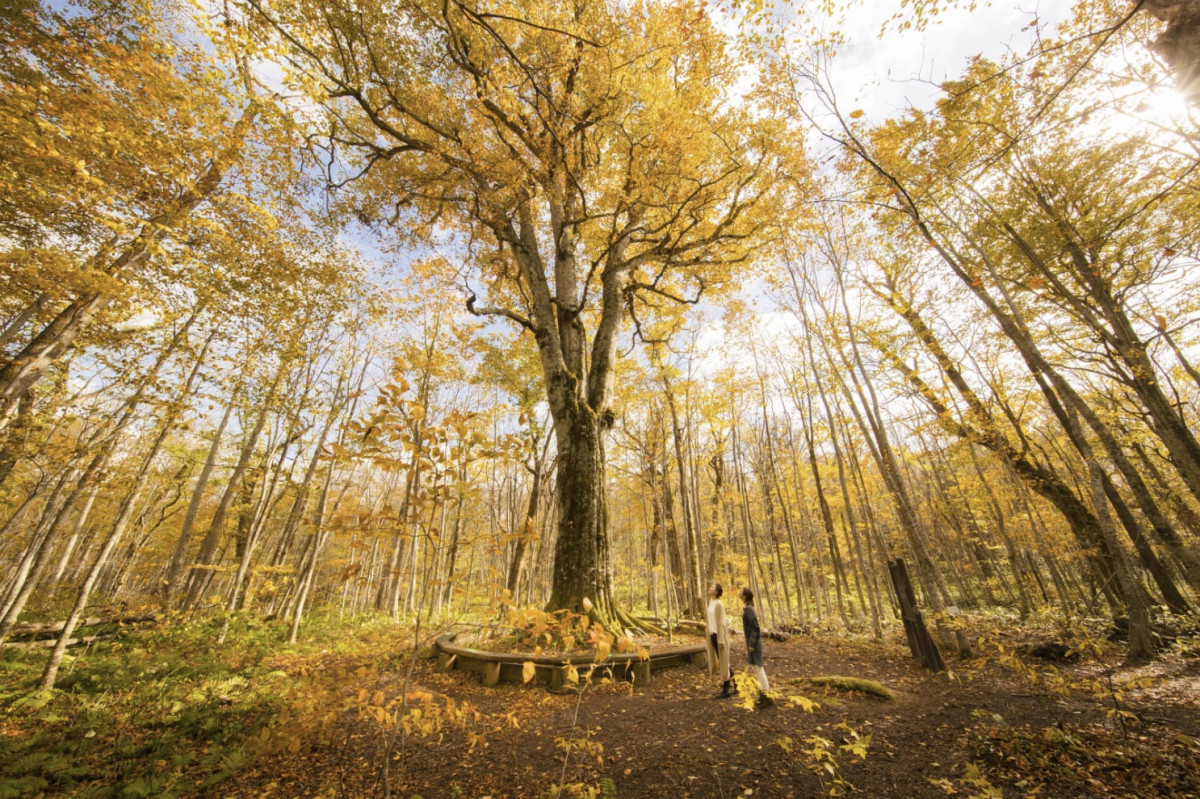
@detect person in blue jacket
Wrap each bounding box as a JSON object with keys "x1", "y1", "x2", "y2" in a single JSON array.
[{"x1": 740, "y1": 586, "x2": 772, "y2": 706}]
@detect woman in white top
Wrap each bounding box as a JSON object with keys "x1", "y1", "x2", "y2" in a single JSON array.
[{"x1": 705, "y1": 582, "x2": 733, "y2": 697}]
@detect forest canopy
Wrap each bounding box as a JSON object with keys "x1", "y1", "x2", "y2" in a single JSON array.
[
  {"x1": 7, "y1": 0, "x2": 1200, "y2": 795},
  {"x1": 1, "y1": 0, "x2": 1198, "y2": 702}
]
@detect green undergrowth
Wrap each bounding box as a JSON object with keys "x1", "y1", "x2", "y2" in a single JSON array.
[{"x1": 0, "y1": 609, "x2": 423, "y2": 798}]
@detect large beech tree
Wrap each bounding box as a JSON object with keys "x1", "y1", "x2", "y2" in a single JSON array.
[{"x1": 243, "y1": 0, "x2": 790, "y2": 629}]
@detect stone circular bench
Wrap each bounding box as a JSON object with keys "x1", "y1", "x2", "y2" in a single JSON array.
[{"x1": 434, "y1": 622, "x2": 707, "y2": 689}]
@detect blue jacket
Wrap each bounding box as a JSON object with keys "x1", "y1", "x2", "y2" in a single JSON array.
[{"x1": 743, "y1": 605, "x2": 763, "y2": 666}]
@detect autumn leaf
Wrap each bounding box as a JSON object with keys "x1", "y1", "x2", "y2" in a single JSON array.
[{"x1": 594, "y1": 635, "x2": 613, "y2": 663}]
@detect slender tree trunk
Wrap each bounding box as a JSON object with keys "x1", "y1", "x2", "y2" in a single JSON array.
[
  {"x1": 0, "y1": 293, "x2": 46, "y2": 351},
  {"x1": 704, "y1": 446, "x2": 728, "y2": 588},
  {"x1": 809, "y1": 277, "x2": 964, "y2": 652},
  {"x1": 0, "y1": 469, "x2": 78, "y2": 641},
  {"x1": 663, "y1": 386, "x2": 702, "y2": 616},
  {"x1": 442, "y1": 458, "x2": 469, "y2": 607},
  {"x1": 813, "y1": 362, "x2": 881, "y2": 635},
  {"x1": 163, "y1": 380, "x2": 242, "y2": 603},
  {"x1": 46, "y1": 487, "x2": 92, "y2": 592},
  {"x1": 41, "y1": 329, "x2": 214, "y2": 688},
  {"x1": 0, "y1": 387, "x2": 35, "y2": 488},
  {"x1": 661, "y1": 462, "x2": 687, "y2": 612},
  {"x1": 966, "y1": 444, "x2": 1034, "y2": 618},
  {"x1": 874, "y1": 290, "x2": 1153, "y2": 655},
  {"x1": 0, "y1": 105, "x2": 259, "y2": 433},
  {"x1": 803, "y1": 408, "x2": 848, "y2": 624},
  {"x1": 506, "y1": 463, "x2": 541, "y2": 599}
]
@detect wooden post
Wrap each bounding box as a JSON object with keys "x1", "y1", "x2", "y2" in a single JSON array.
[
  {"x1": 631, "y1": 661, "x2": 651, "y2": 686},
  {"x1": 887, "y1": 558, "x2": 946, "y2": 672},
  {"x1": 551, "y1": 665, "x2": 570, "y2": 691},
  {"x1": 482, "y1": 661, "x2": 501, "y2": 687}
]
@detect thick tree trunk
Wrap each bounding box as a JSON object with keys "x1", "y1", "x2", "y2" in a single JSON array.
[{"x1": 545, "y1": 404, "x2": 624, "y2": 628}]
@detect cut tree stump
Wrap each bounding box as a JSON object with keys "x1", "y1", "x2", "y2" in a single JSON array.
[{"x1": 887, "y1": 558, "x2": 946, "y2": 672}]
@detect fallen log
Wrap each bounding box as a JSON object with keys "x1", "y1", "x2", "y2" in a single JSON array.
[
  {"x1": 6, "y1": 614, "x2": 156, "y2": 639},
  {"x1": 2, "y1": 633, "x2": 117, "y2": 649}
]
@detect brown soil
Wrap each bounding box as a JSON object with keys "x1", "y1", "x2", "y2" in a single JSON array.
[{"x1": 223, "y1": 633, "x2": 1200, "y2": 798}]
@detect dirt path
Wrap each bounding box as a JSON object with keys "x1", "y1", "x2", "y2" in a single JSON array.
[{"x1": 225, "y1": 634, "x2": 1200, "y2": 798}]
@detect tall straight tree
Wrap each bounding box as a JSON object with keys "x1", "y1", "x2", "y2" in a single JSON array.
[{"x1": 243, "y1": 0, "x2": 790, "y2": 629}]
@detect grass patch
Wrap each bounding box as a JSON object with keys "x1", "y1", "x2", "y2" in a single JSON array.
[
  {"x1": 0, "y1": 609, "x2": 419, "y2": 798},
  {"x1": 806, "y1": 675, "x2": 896, "y2": 700}
]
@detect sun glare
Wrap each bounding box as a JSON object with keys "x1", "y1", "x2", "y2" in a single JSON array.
[{"x1": 1089, "y1": 83, "x2": 1194, "y2": 143}]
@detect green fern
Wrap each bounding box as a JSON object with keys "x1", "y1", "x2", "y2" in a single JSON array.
[
  {"x1": 4, "y1": 751, "x2": 73, "y2": 775},
  {"x1": 0, "y1": 776, "x2": 49, "y2": 799}
]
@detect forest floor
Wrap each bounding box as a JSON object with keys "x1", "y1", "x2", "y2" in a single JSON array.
[{"x1": 223, "y1": 624, "x2": 1200, "y2": 799}]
